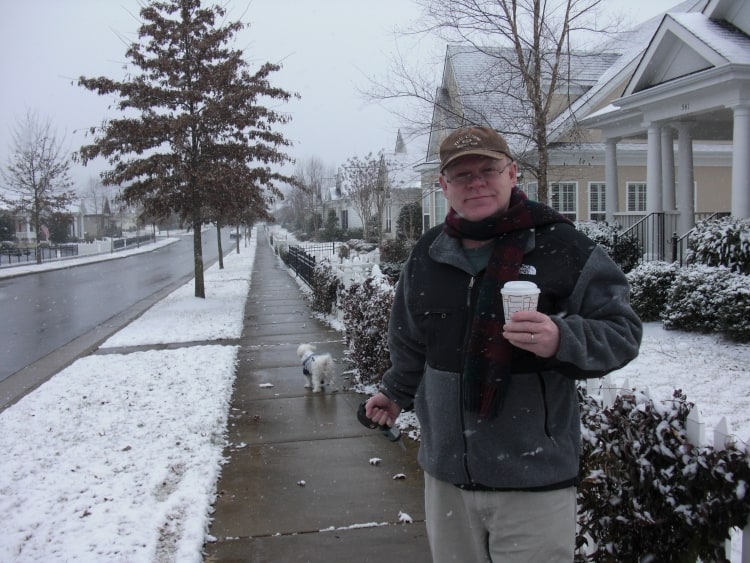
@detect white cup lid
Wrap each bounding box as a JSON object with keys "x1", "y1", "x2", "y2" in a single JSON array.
[{"x1": 502, "y1": 281, "x2": 538, "y2": 292}]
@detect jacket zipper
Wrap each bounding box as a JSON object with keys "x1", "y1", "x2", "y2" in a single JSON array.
[{"x1": 459, "y1": 276, "x2": 476, "y2": 484}]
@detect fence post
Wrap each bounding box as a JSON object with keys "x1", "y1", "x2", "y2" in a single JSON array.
[
  {"x1": 685, "y1": 405, "x2": 706, "y2": 446},
  {"x1": 714, "y1": 417, "x2": 733, "y2": 452}
]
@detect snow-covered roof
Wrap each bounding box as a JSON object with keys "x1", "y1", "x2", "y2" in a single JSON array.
[
  {"x1": 441, "y1": 45, "x2": 621, "y2": 158},
  {"x1": 386, "y1": 130, "x2": 426, "y2": 189},
  {"x1": 548, "y1": 0, "x2": 709, "y2": 138},
  {"x1": 669, "y1": 12, "x2": 750, "y2": 64}
]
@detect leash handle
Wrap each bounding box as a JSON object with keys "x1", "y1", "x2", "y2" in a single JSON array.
[{"x1": 357, "y1": 401, "x2": 401, "y2": 441}]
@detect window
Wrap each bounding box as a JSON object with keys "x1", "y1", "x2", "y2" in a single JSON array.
[
  {"x1": 524, "y1": 182, "x2": 538, "y2": 201},
  {"x1": 434, "y1": 188, "x2": 447, "y2": 224},
  {"x1": 549, "y1": 182, "x2": 578, "y2": 221},
  {"x1": 341, "y1": 209, "x2": 348, "y2": 230},
  {"x1": 627, "y1": 182, "x2": 647, "y2": 212},
  {"x1": 422, "y1": 191, "x2": 431, "y2": 231},
  {"x1": 589, "y1": 182, "x2": 606, "y2": 222}
]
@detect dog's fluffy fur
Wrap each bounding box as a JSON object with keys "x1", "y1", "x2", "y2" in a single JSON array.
[{"x1": 296, "y1": 343, "x2": 335, "y2": 393}]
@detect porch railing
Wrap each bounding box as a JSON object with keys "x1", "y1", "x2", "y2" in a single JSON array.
[{"x1": 612, "y1": 211, "x2": 730, "y2": 267}]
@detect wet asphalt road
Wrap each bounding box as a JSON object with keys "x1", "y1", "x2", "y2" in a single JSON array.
[{"x1": 0, "y1": 228, "x2": 231, "y2": 384}]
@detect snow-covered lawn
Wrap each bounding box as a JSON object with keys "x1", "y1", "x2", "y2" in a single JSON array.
[{"x1": 1, "y1": 227, "x2": 749, "y2": 561}]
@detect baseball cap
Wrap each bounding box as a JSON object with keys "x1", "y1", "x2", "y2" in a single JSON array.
[{"x1": 439, "y1": 126, "x2": 513, "y2": 172}]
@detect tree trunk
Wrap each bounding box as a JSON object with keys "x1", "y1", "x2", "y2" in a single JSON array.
[
  {"x1": 216, "y1": 221, "x2": 224, "y2": 270},
  {"x1": 193, "y1": 214, "x2": 205, "y2": 298}
]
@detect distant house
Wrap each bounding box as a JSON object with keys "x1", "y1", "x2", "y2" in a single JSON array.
[
  {"x1": 322, "y1": 130, "x2": 425, "y2": 240},
  {"x1": 419, "y1": 0, "x2": 747, "y2": 259},
  {"x1": 381, "y1": 130, "x2": 424, "y2": 238}
]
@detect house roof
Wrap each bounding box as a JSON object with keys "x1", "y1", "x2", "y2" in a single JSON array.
[
  {"x1": 386, "y1": 129, "x2": 426, "y2": 189},
  {"x1": 548, "y1": 0, "x2": 709, "y2": 138},
  {"x1": 626, "y1": 11, "x2": 750, "y2": 94},
  {"x1": 432, "y1": 45, "x2": 623, "y2": 162}
]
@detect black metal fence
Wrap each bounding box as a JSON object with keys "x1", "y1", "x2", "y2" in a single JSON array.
[
  {"x1": 0, "y1": 244, "x2": 79, "y2": 267},
  {"x1": 286, "y1": 246, "x2": 317, "y2": 287}
]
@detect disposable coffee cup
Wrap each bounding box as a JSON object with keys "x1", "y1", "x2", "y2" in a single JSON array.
[{"x1": 501, "y1": 281, "x2": 540, "y2": 323}]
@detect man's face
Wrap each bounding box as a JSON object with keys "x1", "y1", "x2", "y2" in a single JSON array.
[{"x1": 439, "y1": 155, "x2": 517, "y2": 222}]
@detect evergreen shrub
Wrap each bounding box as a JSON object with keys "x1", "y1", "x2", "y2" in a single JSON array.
[
  {"x1": 687, "y1": 216, "x2": 750, "y2": 274},
  {"x1": 310, "y1": 259, "x2": 342, "y2": 315},
  {"x1": 662, "y1": 265, "x2": 733, "y2": 333},
  {"x1": 626, "y1": 261, "x2": 680, "y2": 322},
  {"x1": 577, "y1": 388, "x2": 750, "y2": 562},
  {"x1": 340, "y1": 267, "x2": 395, "y2": 386}
]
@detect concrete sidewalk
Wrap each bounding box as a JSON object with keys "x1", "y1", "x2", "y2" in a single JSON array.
[{"x1": 203, "y1": 237, "x2": 432, "y2": 562}]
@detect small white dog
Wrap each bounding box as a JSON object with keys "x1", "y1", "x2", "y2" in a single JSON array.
[{"x1": 296, "y1": 343, "x2": 335, "y2": 393}]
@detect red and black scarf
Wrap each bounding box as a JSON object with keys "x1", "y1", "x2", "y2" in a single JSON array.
[{"x1": 443, "y1": 187, "x2": 573, "y2": 420}]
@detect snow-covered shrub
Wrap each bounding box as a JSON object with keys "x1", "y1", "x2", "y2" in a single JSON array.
[
  {"x1": 310, "y1": 259, "x2": 342, "y2": 315},
  {"x1": 626, "y1": 261, "x2": 680, "y2": 322},
  {"x1": 576, "y1": 221, "x2": 641, "y2": 273},
  {"x1": 345, "y1": 238, "x2": 378, "y2": 253},
  {"x1": 715, "y1": 275, "x2": 750, "y2": 342},
  {"x1": 662, "y1": 265, "x2": 734, "y2": 333},
  {"x1": 687, "y1": 216, "x2": 750, "y2": 274},
  {"x1": 378, "y1": 238, "x2": 413, "y2": 280},
  {"x1": 379, "y1": 237, "x2": 411, "y2": 264},
  {"x1": 577, "y1": 388, "x2": 750, "y2": 562},
  {"x1": 341, "y1": 266, "x2": 395, "y2": 386}
]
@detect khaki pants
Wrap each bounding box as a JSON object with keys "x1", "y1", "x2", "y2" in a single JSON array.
[{"x1": 424, "y1": 472, "x2": 576, "y2": 563}]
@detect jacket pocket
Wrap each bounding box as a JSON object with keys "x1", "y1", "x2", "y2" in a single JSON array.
[{"x1": 423, "y1": 309, "x2": 465, "y2": 372}]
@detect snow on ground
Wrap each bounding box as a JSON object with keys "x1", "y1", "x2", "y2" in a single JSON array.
[{"x1": 1, "y1": 227, "x2": 749, "y2": 561}]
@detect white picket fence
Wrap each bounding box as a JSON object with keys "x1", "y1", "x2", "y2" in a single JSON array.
[{"x1": 586, "y1": 374, "x2": 750, "y2": 562}]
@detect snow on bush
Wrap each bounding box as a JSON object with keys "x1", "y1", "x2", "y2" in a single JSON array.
[
  {"x1": 577, "y1": 387, "x2": 750, "y2": 562},
  {"x1": 310, "y1": 259, "x2": 342, "y2": 315},
  {"x1": 687, "y1": 216, "x2": 750, "y2": 274},
  {"x1": 340, "y1": 266, "x2": 395, "y2": 386},
  {"x1": 627, "y1": 217, "x2": 750, "y2": 343},
  {"x1": 576, "y1": 221, "x2": 641, "y2": 273},
  {"x1": 626, "y1": 261, "x2": 680, "y2": 322}
]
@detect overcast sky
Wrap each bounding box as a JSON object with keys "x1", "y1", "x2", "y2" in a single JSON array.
[{"x1": 1, "y1": 0, "x2": 685, "y2": 190}]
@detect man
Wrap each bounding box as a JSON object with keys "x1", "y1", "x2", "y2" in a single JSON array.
[{"x1": 366, "y1": 126, "x2": 642, "y2": 562}]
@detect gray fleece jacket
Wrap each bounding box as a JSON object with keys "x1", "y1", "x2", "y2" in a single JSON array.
[{"x1": 381, "y1": 222, "x2": 642, "y2": 490}]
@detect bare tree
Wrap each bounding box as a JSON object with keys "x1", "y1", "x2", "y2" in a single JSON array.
[
  {"x1": 369, "y1": 0, "x2": 612, "y2": 202},
  {"x1": 1, "y1": 109, "x2": 74, "y2": 263},
  {"x1": 292, "y1": 156, "x2": 334, "y2": 233},
  {"x1": 342, "y1": 151, "x2": 386, "y2": 242}
]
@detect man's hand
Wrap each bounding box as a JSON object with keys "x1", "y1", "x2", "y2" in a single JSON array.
[
  {"x1": 502, "y1": 310, "x2": 560, "y2": 358},
  {"x1": 365, "y1": 392, "x2": 402, "y2": 428}
]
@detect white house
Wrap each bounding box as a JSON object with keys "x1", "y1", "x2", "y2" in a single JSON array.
[{"x1": 323, "y1": 130, "x2": 425, "y2": 239}]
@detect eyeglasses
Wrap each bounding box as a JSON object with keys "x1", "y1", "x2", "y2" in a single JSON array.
[{"x1": 445, "y1": 160, "x2": 512, "y2": 187}]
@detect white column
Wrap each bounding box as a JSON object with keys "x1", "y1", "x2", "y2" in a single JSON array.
[
  {"x1": 661, "y1": 127, "x2": 676, "y2": 211},
  {"x1": 647, "y1": 124, "x2": 663, "y2": 213},
  {"x1": 732, "y1": 105, "x2": 750, "y2": 218},
  {"x1": 605, "y1": 138, "x2": 619, "y2": 222},
  {"x1": 675, "y1": 121, "x2": 696, "y2": 236}
]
